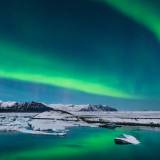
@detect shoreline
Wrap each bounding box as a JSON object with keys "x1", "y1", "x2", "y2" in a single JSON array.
[{"x1": 0, "y1": 111, "x2": 160, "y2": 135}]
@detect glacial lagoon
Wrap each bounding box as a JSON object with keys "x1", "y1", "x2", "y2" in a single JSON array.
[{"x1": 1, "y1": 127, "x2": 160, "y2": 160}]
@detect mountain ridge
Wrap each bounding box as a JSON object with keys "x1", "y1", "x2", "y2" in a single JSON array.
[{"x1": 0, "y1": 101, "x2": 117, "y2": 112}]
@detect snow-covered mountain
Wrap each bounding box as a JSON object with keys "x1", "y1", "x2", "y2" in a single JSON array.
[
  {"x1": 79, "y1": 104, "x2": 117, "y2": 111},
  {"x1": 0, "y1": 101, "x2": 53, "y2": 112},
  {"x1": 0, "y1": 101, "x2": 16, "y2": 108},
  {"x1": 0, "y1": 101, "x2": 159, "y2": 136},
  {"x1": 0, "y1": 101, "x2": 117, "y2": 113},
  {"x1": 50, "y1": 104, "x2": 117, "y2": 112}
]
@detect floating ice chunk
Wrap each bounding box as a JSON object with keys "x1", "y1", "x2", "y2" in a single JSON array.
[
  {"x1": 115, "y1": 134, "x2": 140, "y2": 145},
  {"x1": 18, "y1": 128, "x2": 66, "y2": 136}
]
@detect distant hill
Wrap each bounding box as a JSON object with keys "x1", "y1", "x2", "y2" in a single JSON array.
[
  {"x1": 0, "y1": 101, "x2": 53, "y2": 112},
  {"x1": 0, "y1": 101, "x2": 117, "y2": 113},
  {"x1": 79, "y1": 104, "x2": 117, "y2": 112},
  {"x1": 50, "y1": 104, "x2": 117, "y2": 112}
]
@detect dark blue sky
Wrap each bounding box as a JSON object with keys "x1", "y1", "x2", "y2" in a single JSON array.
[
  {"x1": 0, "y1": 78, "x2": 159, "y2": 110},
  {"x1": 0, "y1": 0, "x2": 160, "y2": 110}
]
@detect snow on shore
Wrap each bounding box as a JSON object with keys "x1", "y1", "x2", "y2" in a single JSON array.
[{"x1": 0, "y1": 111, "x2": 160, "y2": 135}]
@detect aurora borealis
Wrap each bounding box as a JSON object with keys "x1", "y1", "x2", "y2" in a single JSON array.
[
  {"x1": 0, "y1": 0, "x2": 160, "y2": 108},
  {"x1": 102, "y1": 0, "x2": 160, "y2": 39},
  {"x1": 0, "y1": 2, "x2": 160, "y2": 159}
]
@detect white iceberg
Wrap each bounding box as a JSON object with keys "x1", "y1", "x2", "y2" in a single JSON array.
[{"x1": 114, "y1": 134, "x2": 140, "y2": 145}]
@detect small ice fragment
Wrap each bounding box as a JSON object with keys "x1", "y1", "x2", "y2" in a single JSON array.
[{"x1": 115, "y1": 134, "x2": 140, "y2": 145}]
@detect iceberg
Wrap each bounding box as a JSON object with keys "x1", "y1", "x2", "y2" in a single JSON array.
[{"x1": 114, "y1": 134, "x2": 140, "y2": 145}]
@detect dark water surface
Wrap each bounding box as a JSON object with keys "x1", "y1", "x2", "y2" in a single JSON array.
[{"x1": 0, "y1": 127, "x2": 160, "y2": 160}]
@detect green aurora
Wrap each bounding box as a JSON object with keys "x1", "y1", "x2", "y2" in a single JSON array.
[
  {"x1": 0, "y1": 0, "x2": 159, "y2": 100},
  {"x1": 102, "y1": 0, "x2": 160, "y2": 39},
  {"x1": 0, "y1": 2, "x2": 160, "y2": 160},
  {"x1": 0, "y1": 40, "x2": 138, "y2": 99}
]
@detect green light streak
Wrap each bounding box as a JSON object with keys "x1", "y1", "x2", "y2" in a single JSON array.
[
  {"x1": 0, "y1": 40, "x2": 137, "y2": 99},
  {"x1": 101, "y1": 0, "x2": 160, "y2": 39},
  {"x1": 0, "y1": 0, "x2": 159, "y2": 100}
]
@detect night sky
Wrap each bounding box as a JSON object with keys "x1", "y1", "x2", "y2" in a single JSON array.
[{"x1": 0, "y1": 0, "x2": 160, "y2": 110}]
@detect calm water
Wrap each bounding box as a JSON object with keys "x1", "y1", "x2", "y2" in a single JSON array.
[{"x1": 0, "y1": 127, "x2": 160, "y2": 160}]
